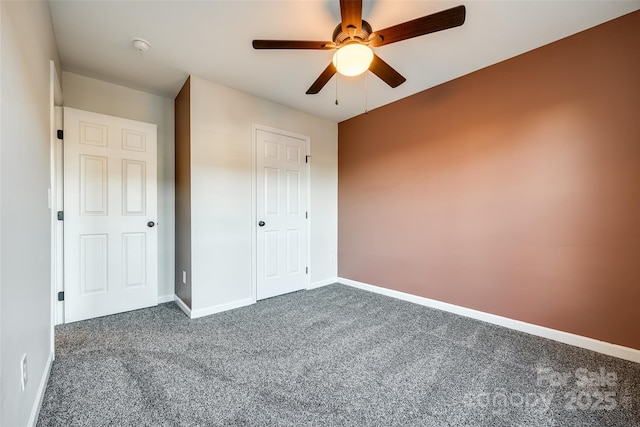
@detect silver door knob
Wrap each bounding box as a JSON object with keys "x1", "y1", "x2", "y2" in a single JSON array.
[
  {"x1": 147, "y1": 221, "x2": 155, "y2": 228},
  {"x1": 258, "y1": 221, "x2": 265, "y2": 227}
]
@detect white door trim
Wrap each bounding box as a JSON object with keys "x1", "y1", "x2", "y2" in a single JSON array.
[
  {"x1": 251, "y1": 124, "x2": 311, "y2": 302},
  {"x1": 53, "y1": 107, "x2": 64, "y2": 326},
  {"x1": 49, "y1": 61, "x2": 63, "y2": 334}
]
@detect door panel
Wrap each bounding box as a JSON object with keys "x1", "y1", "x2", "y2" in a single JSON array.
[
  {"x1": 80, "y1": 234, "x2": 108, "y2": 294},
  {"x1": 286, "y1": 171, "x2": 300, "y2": 214},
  {"x1": 286, "y1": 230, "x2": 301, "y2": 274},
  {"x1": 264, "y1": 230, "x2": 279, "y2": 278},
  {"x1": 256, "y1": 129, "x2": 309, "y2": 300},
  {"x1": 123, "y1": 160, "x2": 146, "y2": 215},
  {"x1": 64, "y1": 107, "x2": 157, "y2": 322},
  {"x1": 80, "y1": 155, "x2": 108, "y2": 215},
  {"x1": 264, "y1": 167, "x2": 279, "y2": 214},
  {"x1": 122, "y1": 233, "x2": 146, "y2": 288}
]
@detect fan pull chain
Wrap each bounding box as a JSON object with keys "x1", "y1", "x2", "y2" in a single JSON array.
[
  {"x1": 364, "y1": 72, "x2": 369, "y2": 114},
  {"x1": 335, "y1": 61, "x2": 339, "y2": 105}
]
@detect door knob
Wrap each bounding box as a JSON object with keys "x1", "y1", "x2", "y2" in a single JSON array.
[
  {"x1": 147, "y1": 221, "x2": 155, "y2": 228},
  {"x1": 258, "y1": 221, "x2": 265, "y2": 227}
]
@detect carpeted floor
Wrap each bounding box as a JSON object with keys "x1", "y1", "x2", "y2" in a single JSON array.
[{"x1": 38, "y1": 284, "x2": 639, "y2": 426}]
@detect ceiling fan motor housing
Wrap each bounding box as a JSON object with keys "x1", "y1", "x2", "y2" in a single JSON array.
[{"x1": 332, "y1": 20, "x2": 373, "y2": 45}]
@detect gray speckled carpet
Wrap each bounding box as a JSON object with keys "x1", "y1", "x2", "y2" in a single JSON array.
[{"x1": 38, "y1": 284, "x2": 639, "y2": 426}]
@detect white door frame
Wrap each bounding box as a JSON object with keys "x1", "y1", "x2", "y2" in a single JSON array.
[
  {"x1": 251, "y1": 124, "x2": 311, "y2": 302},
  {"x1": 53, "y1": 106, "x2": 64, "y2": 326},
  {"x1": 49, "y1": 61, "x2": 63, "y2": 345}
]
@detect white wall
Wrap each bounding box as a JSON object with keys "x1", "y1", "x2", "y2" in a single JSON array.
[
  {"x1": 188, "y1": 76, "x2": 337, "y2": 312},
  {"x1": 62, "y1": 72, "x2": 176, "y2": 299},
  {"x1": 0, "y1": 2, "x2": 61, "y2": 425}
]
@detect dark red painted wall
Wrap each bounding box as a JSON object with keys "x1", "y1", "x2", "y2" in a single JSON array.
[{"x1": 339, "y1": 11, "x2": 640, "y2": 349}]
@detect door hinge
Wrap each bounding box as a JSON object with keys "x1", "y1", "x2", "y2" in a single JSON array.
[
  {"x1": 305, "y1": 155, "x2": 310, "y2": 164},
  {"x1": 306, "y1": 267, "x2": 309, "y2": 274},
  {"x1": 57, "y1": 129, "x2": 63, "y2": 140},
  {"x1": 57, "y1": 291, "x2": 64, "y2": 301},
  {"x1": 305, "y1": 211, "x2": 308, "y2": 219},
  {"x1": 57, "y1": 211, "x2": 64, "y2": 221}
]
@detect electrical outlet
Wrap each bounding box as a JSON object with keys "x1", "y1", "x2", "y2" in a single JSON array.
[
  {"x1": 20, "y1": 354, "x2": 28, "y2": 392},
  {"x1": 182, "y1": 270, "x2": 187, "y2": 284}
]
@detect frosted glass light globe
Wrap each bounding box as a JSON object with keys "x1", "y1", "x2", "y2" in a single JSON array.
[{"x1": 332, "y1": 44, "x2": 374, "y2": 77}]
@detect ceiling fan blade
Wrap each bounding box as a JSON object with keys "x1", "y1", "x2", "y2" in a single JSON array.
[
  {"x1": 340, "y1": 0, "x2": 363, "y2": 35},
  {"x1": 252, "y1": 40, "x2": 334, "y2": 50},
  {"x1": 306, "y1": 63, "x2": 337, "y2": 94},
  {"x1": 369, "y1": 5, "x2": 466, "y2": 47},
  {"x1": 369, "y1": 54, "x2": 406, "y2": 88}
]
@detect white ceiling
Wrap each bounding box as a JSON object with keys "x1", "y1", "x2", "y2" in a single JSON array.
[{"x1": 49, "y1": 1, "x2": 640, "y2": 123}]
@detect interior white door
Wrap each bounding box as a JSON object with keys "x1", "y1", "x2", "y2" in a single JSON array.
[
  {"x1": 256, "y1": 128, "x2": 309, "y2": 300},
  {"x1": 63, "y1": 107, "x2": 158, "y2": 323}
]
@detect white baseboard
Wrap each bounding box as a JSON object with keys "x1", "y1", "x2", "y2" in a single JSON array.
[
  {"x1": 29, "y1": 350, "x2": 54, "y2": 427},
  {"x1": 191, "y1": 298, "x2": 255, "y2": 319},
  {"x1": 307, "y1": 278, "x2": 338, "y2": 290},
  {"x1": 174, "y1": 296, "x2": 192, "y2": 318},
  {"x1": 157, "y1": 294, "x2": 175, "y2": 304},
  {"x1": 338, "y1": 277, "x2": 640, "y2": 364},
  {"x1": 175, "y1": 297, "x2": 255, "y2": 319},
  {"x1": 173, "y1": 279, "x2": 339, "y2": 319}
]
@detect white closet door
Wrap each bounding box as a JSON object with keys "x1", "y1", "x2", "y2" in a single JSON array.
[
  {"x1": 256, "y1": 128, "x2": 309, "y2": 300},
  {"x1": 63, "y1": 107, "x2": 158, "y2": 322}
]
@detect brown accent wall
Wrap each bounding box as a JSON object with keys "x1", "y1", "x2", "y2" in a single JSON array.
[
  {"x1": 338, "y1": 11, "x2": 640, "y2": 350},
  {"x1": 175, "y1": 77, "x2": 192, "y2": 307}
]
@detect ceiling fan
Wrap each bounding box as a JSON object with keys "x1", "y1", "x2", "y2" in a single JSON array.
[{"x1": 252, "y1": 0, "x2": 466, "y2": 95}]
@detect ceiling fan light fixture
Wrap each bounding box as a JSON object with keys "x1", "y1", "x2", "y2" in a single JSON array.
[{"x1": 332, "y1": 44, "x2": 373, "y2": 77}]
